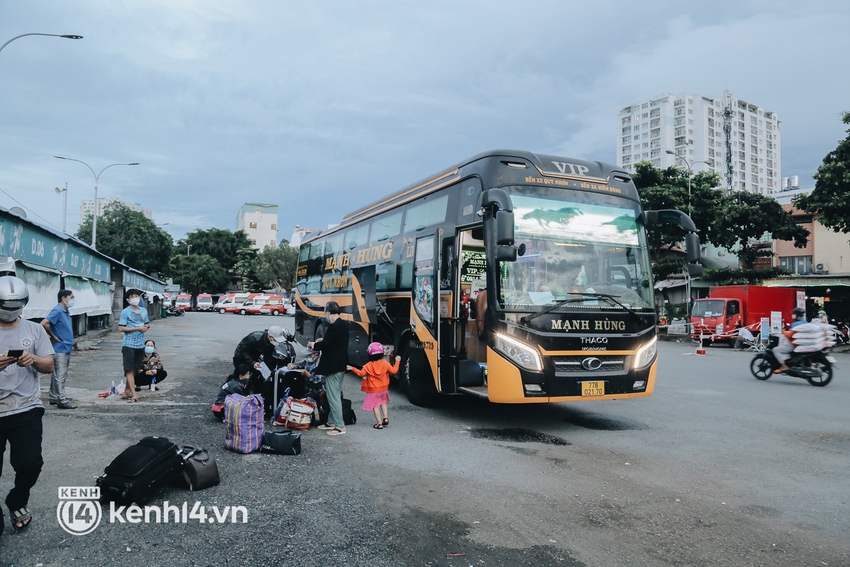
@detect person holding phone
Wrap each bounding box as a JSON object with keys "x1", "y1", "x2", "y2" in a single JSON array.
[
  {"x1": 0, "y1": 276, "x2": 55, "y2": 533},
  {"x1": 40, "y1": 289, "x2": 76, "y2": 409}
]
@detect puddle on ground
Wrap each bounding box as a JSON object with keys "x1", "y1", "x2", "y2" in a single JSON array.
[
  {"x1": 471, "y1": 427, "x2": 571, "y2": 445},
  {"x1": 562, "y1": 414, "x2": 649, "y2": 431}
]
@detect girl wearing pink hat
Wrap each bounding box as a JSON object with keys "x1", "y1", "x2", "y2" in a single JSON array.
[{"x1": 347, "y1": 342, "x2": 400, "y2": 429}]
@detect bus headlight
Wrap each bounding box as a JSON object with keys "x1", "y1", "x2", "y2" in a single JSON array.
[
  {"x1": 495, "y1": 333, "x2": 542, "y2": 372},
  {"x1": 633, "y1": 336, "x2": 657, "y2": 370}
]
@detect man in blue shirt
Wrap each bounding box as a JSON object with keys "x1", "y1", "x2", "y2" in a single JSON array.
[
  {"x1": 40, "y1": 290, "x2": 76, "y2": 409},
  {"x1": 118, "y1": 288, "x2": 149, "y2": 402}
]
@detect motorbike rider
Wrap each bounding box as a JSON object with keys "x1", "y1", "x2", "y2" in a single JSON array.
[{"x1": 774, "y1": 307, "x2": 808, "y2": 373}]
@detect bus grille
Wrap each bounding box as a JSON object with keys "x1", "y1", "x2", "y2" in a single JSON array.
[{"x1": 552, "y1": 355, "x2": 627, "y2": 377}]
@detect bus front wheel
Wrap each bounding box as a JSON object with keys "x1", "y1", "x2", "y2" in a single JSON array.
[{"x1": 401, "y1": 357, "x2": 439, "y2": 407}]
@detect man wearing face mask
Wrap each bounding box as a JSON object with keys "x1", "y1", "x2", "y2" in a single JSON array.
[
  {"x1": 232, "y1": 325, "x2": 288, "y2": 412},
  {"x1": 0, "y1": 276, "x2": 55, "y2": 533},
  {"x1": 40, "y1": 290, "x2": 77, "y2": 409},
  {"x1": 118, "y1": 289, "x2": 150, "y2": 402}
]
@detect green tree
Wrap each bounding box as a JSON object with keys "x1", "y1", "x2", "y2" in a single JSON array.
[
  {"x1": 712, "y1": 191, "x2": 808, "y2": 269},
  {"x1": 175, "y1": 228, "x2": 252, "y2": 272},
  {"x1": 76, "y1": 202, "x2": 172, "y2": 274},
  {"x1": 794, "y1": 110, "x2": 850, "y2": 234},
  {"x1": 253, "y1": 241, "x2": 300, "y2": 290},
  {"x1": 168, "y1": 254, "x2": 230, "y2": 296},
  {"x1": 233, "y1": 247, "x2": 261, "y2": 292},
  {"x1": 634, "y1": 161, "x2": 808, "y2": 273}
]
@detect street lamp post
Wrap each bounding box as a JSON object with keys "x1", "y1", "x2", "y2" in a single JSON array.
[
  {"x1": 53, "y1": 156, "x2": 140, "y2": 249},
  {"x1": 187, "y1": 244, "x2": 192, "y2": 255},
  {"x1": 665, "y1": 150, "x2": 710, "y2": 217},
  {"x1": 665, "y1": 150, "x2": 710, "y2": 321},
  {"x1": 0, "y1": 33, "x2": 83, "y2": 55},
  {"x1": 55, "y1": 183, "x2": 68, "y2": 232}
]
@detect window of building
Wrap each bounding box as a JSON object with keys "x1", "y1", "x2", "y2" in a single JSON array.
[
  {"x1": 249, "y1": 222, "x2": 258, "y2": 229},
  {"x1": 271, "y1": 223, "x2": 277, "y2": 230},
  {"x1": 250, "y1": 239, "x2": 257, "y2": 245},
  {"x1": 779, "y1": 256, "x2": 813, "y2": 275},
  {"x1": 270, "y1": 240, "x2": 276, "y2": 246}
]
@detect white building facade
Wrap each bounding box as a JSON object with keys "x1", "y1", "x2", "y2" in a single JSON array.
[
  {"x1": 79, "y1": 197, "x2": 152, "y2": 224},
  {"x1": 616, "y1": 90, "x2": 781, "y2": 194},
  {"x1": 237, "y1": 203, "x2": 279, "y2": 250}
]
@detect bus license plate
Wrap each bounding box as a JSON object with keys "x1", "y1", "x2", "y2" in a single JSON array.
[{"x1": 581, "y1": 381, "x2": 605, "y2": 396}]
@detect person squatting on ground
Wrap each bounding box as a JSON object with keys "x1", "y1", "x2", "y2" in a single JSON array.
[
  {"x1": 308, "y1": 301, "x2": 349, "y2": 436},
  {"x1": 40, "y1": 289, "x2": 77, "y2": 409},
  {"x1": 118, "y1": 288, "x2": 150, "y2": 402},
  {"x1": 347, "y1": 342, "x2": 400, "y2": 429},
  {"x1": 232, "y1": 325, "x2": 288, "y2": 386},
  {"x1": 0, "y1": 276, "x2": 55, "y2": 533},
  {"x1": 286, "y1": 348, "x2": 325, "y2": 400},
  {"x1": 211, "y1": 364, "x2": 253, "y2": 420},
  {"x1": 134, "y1": 339, "x2": 167, "y2": 391}
]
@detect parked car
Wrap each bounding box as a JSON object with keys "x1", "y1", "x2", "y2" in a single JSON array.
[
  {"x1": 195, "y1": 293, "x2": 214, "y2": 312},
  {"x1": 175, "y1": 294, "x2": 192, "y2": 311},
  {"x1": 255, "y1": 295, "x2": 287, "y2": 316},
  {"x1": 215, "y1": 292, "x2": 249, "y2": 314},
  {"x1": 224, "y1": 293, "x2": 261, "y2": 314}
]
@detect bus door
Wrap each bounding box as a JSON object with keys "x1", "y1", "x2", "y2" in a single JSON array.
[{"x1": 408, "y1": 233, "x2": 441, "y2": 395}]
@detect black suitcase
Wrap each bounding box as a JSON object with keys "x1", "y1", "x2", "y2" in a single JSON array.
[
  {"x1": 318, "y1": 392, "x2": 357, "y2": 425},
  {"x1": 97, "y1": 436, "x2": 184, "y2": 505},
  {"x1": 262, "y1": 370, "x2": 306, "y2": 414}
]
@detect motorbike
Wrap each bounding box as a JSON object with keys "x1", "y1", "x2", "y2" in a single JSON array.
[
  {"x1": 166, "y1": 305, "x2": 185, "y2": 317},
  {"x1": 831, "y1": 320, "x2": 850, "y2": 345},
  {"x1": 750, "y1": 335, "x2": 836, "y2": 387}
]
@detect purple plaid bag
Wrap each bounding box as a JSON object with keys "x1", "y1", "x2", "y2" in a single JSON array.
[{"x1": 224, "y1": 394, "x2": 265, "y2": 453}]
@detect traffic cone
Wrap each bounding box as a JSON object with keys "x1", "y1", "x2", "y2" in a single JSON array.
[{"x1": 695, "y1": 335, "x2": 707, "y2": 356}]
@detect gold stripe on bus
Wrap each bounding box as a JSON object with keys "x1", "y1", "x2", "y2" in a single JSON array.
[
  {"x1": 350, "y1": 273, "x2": 370, "y2": 324},
  {"x1": 410, "y1": 307, "x2": 439, "y2": 392},
  {"x1": 304, "y1": 175, "x2": 460, "y2": 246},
  {"x1": 297, "y1": 294, "x2": 369, "y2": 334},
  {"x1": 342, "y1": 168, "x2": 459, "y2": 221}
]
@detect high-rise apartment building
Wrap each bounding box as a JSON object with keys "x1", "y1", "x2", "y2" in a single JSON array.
[
  {"x1": 616, "y1": 90, "x2": 780, "y2": 194},
  {"x1": 79, "y1": 197, "x2": 152, "y2": 224},
  {"x1": 237, "y1": 203, "x2": 279, "y2": 249}
]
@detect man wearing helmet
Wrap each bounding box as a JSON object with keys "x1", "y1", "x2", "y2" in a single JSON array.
[
  {"x1": 0, "y1": 276, "x2": 55, "y2": 533},
  {"x1": 774, "y1": 307, "x2": 808, "y2": 373}
]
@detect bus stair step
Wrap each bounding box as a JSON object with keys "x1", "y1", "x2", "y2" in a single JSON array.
[{"x1": 458, "y1": 386, "x2": 488, "y2": 399}]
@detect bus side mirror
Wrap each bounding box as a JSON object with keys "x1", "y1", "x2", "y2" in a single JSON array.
[
  {"x1": 685, "y1": 232, "x2": 700, "y2": 263},
  {"x1": 496, "y1": 210, "x2": 515, "y2": 246},
  {"x1": 496, "y1": 245, "x2": 517, "y2": 261}
]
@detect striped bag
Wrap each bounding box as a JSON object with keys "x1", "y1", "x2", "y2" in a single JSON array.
[{"x1": 224, "y1": 394, "x2": 265, "y2": 454}]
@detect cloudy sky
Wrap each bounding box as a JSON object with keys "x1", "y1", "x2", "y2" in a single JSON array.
[{"x1": 1, "y1": 1, "x2": 847, "y2": 245}]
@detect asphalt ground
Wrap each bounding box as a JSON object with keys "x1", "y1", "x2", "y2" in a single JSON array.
[{"x1": 0, "y1": 312, "x2": 848, "y2": 566}]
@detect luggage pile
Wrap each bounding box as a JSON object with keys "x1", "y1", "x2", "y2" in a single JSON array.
[
  {"x1": 96, "y1": 436, "x2": 220, "y2": 505},
  {"x1": 788, "y1": 322, "x2": 836, "y2": 352}
]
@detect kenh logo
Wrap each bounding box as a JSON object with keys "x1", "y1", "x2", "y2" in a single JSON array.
[{"x1": 57, "y1": 486, "x2": 102, "y2": 535}]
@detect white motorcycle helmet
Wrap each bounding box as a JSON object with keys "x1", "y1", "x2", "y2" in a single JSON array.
[{"x1": 0, "y1": 276, "x2": 29, "y2": 322}]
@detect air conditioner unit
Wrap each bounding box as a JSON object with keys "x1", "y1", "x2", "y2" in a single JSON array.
[{"x1": 815, "y1": 262, "x2": 829, "y2": 274}]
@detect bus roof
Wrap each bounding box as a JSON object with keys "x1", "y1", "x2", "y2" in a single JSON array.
[{"x1": 303, "y1": 149, "x2": 634, "y2": 245}]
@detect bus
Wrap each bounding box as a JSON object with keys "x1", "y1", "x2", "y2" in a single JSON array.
[{"x1": 294, "y1": 150, "x2": 702, "y2": 406}]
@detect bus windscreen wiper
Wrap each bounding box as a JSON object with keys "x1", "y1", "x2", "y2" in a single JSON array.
[
  {"x1": 520, "y1": 292, "x2": 638, "y2": 325},
  {"x1": 519, "y1": 294, "x2": 595, "y2": 325}
]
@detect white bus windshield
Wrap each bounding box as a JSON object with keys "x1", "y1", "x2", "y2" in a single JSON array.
[{"x1": 499, "y1": 190, "x2": 654, "y2": 311}]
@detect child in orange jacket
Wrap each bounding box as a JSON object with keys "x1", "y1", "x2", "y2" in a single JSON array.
[{"x1": 347, "y1": 342, "x2": 400, "y2": 429}]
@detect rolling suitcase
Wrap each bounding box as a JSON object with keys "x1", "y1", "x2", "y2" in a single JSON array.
[{"x1": 96, "y1": 436, "x2": 184, "y2": 505}]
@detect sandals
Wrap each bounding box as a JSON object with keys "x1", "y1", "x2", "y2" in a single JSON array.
[
  {"x1": 126, "y1": 397, "x2": 139, "y2": 403},
  {"x1": 9, "y1": 506, "x2": 32, "y2": 532},
  {"x1": 317, "y1": 424, "x2": 337, "y2": 430},
  {"x1": 382, "y1": 418, "x2": 389, "y2": 426},
  {"x1": 373, "y1": 423, "x2": 384, "y2": 429},
  {"x1": 326, "y1": 428, "x2": 346, "y2": 436}
]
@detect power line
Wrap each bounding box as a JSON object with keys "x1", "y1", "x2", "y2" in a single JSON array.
[{"x1": 0, "y1": 185, "x2": 67, "y2": 234}]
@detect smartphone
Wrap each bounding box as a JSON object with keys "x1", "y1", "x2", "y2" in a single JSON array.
[{"x1": 7, "y1": 349, "x2": 23, "y2": 358}]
